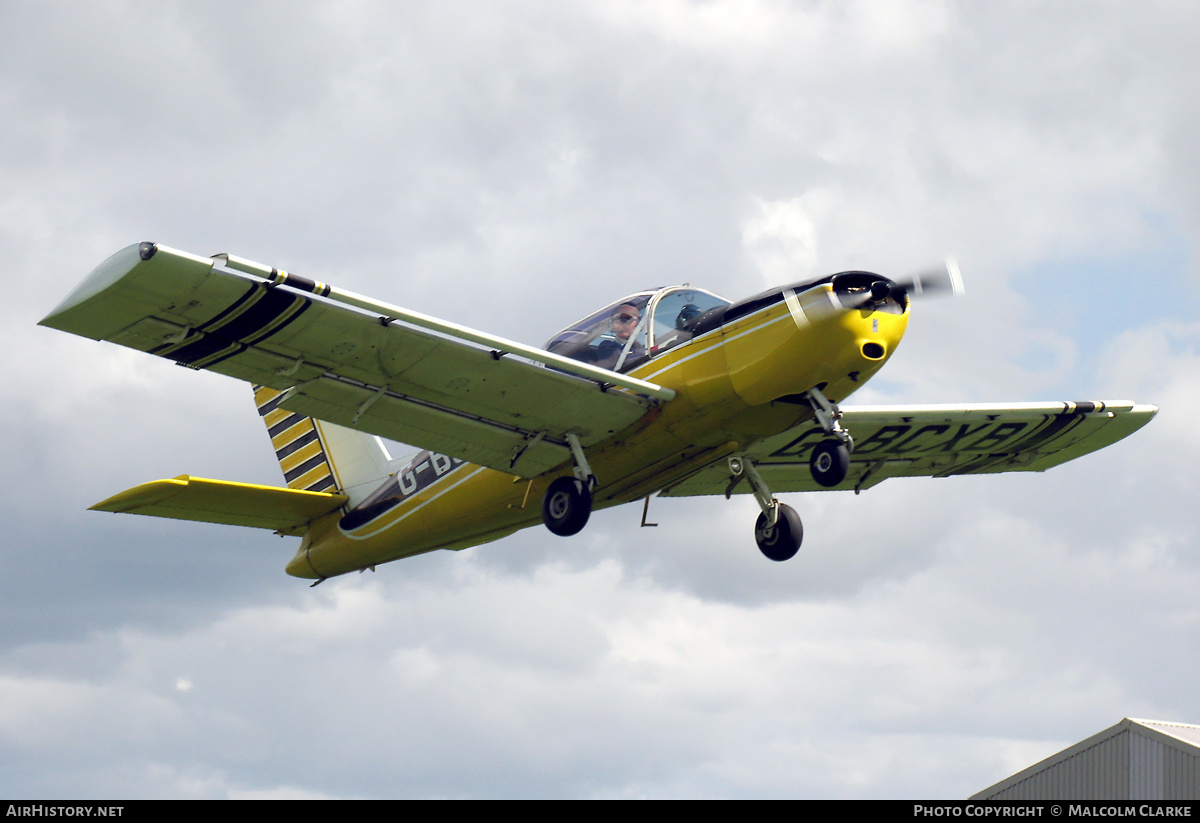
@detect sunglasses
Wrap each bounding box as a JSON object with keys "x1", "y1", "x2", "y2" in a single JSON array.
[{"x1": 615, "y1": 314, "x2": 639, "y2": 324}]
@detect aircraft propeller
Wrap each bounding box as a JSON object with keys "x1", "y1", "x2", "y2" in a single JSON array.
[
  {"x1": 833, "y1": 258, "x2": 964, "y2": 312},
  {"x1": 893, "y1": 257, "x2": 965, "y2": 301}
]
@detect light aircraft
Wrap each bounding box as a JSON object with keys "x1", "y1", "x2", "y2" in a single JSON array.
[{"x1": 40, "y1": 242, "x2": 1156, "y2": 583}]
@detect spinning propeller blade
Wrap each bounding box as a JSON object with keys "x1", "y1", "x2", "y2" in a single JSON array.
[
  {"x1": 827, "y1": 259, "x2": 965, "y2": 313},
  {"x1": 894, "y1": 257, "x2": 965, "y2": 300}
]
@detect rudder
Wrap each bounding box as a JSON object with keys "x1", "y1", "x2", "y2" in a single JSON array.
[{"x1": 253, "y1": 385, "x2": 392, "y2": 506}]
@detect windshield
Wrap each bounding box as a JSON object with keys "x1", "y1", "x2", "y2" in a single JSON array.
[
  {"x1": 645, "y1": 287, "x2": 730, "y2": 357},
  {"x1": 545, "y1": 286, "x2": 730, "y2": 373},
  {"x1": 544, "y1": 291, "x2": 655, "y2": 373}
]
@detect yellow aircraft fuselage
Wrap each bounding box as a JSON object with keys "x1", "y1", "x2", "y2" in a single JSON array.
[{"x1": 287, "y1": 284, "x2": 909, "y2": 579}]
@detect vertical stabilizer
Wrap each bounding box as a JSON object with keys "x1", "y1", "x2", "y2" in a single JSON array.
[{"x1": 253, "y1": 385, "x2": 392, "y2": 508}]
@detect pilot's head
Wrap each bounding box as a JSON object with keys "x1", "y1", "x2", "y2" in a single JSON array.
[
  {"x1": 612, "y1": 303, "x2": 640, "y2": 341},
  {"x1": 676, "y1": 303, "x2": 701, "y2": 330}
]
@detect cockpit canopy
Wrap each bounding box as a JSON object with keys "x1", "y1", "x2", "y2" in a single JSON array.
[{"x1": 545, "y1": 286, "x2": 731, "y2": 373}]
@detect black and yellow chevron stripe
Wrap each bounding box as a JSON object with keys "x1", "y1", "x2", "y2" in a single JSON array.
[{"x1": 253, "y1": 385, "x2": 337, "y2": 493}]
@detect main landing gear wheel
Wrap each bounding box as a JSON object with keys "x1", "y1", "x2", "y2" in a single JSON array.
[
  {"x1": 542, "y1": 476, "x2": 592, "y2": 536},
  {"x1": 810, "y1": 440, "x2": 850, "y2": 487},
  {"x1": 755, "y1": 503, "x2": 803, "y2": 562}
]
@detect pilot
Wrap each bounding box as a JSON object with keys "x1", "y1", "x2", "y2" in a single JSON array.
[{"x1": 592, "y1": 302, "x2": 645, "y2": 370}]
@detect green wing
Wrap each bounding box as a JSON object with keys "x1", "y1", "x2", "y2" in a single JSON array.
[
  {"x1": 661, "y1": 401, "x2": 1157, "y2": 496},
  {"x1": 41, "y1": 243, "x2": 666, "y2": 477}
]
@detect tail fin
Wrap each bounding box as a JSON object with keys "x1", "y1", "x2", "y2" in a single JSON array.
[{"x1": 253, "y1": 385, "x2": 392, "y2": 507}]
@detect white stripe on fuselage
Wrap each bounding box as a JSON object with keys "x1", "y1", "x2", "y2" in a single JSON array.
[
  {"x1": 342, "y1": 464, "x2": 487, "y2": 540},
  {"x1": 639, "y1": 303, "x2": 796, "y2": 385}
]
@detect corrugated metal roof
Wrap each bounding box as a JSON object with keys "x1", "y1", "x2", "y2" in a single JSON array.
[
  {"x1": 971, "y1": 717, "x2": 1200, "y2": 800},
  {"x1": 1136, "y1": 718, "x2": 1200, "y2": 749}
]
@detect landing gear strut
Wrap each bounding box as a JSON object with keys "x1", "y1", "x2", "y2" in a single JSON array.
[
  {"x1": 728, "y1": 456, "x2": 804, "y2": 561},
  {"x1": 802, "y1": 387, "x2": 853, "y2": 487},
  {"x1": 541, "y1": 433, "x2": 597, "y2": 537}
]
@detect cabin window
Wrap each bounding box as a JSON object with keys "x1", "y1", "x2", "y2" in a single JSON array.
[
  {"x1": 647, "y1": 289, "x2": 730, "y2": 356},
  {"x1": 545, "y1": 286, "x2": 730, "y2": 373},
  {"x1": 544, "y1": 292, "x2": 654, "y2": 373}
]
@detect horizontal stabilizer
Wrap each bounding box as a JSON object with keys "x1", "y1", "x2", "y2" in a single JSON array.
[{"x1": 91, "y1": 475, "x2": 347, "y2": 536}]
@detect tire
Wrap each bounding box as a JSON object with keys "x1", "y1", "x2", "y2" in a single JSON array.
[
  {"x1": 542, "y1": 476, "x2": 592, "y2": 536},
  {"x1": 754, "y1": 503, "x2": 803, "y2": 561},
  {"x1": 810, "y1": 440, "x2": 850, "y2": 487}
]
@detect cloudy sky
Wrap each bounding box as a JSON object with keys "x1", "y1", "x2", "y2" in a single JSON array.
[{"x1": 3, "y1": 0, "x2": 1198, "y2": 799}]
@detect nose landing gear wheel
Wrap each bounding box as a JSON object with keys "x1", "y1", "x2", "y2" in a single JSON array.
[
  {"x1": 810, "y1": 440, "x2": 850, "y2": 487},
  {"x1": 755, "y1": 503, "x2": 803, "y2": 561},
  {"x1": 542, "y1": 476, "x2": 593, "y2": 536}
]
